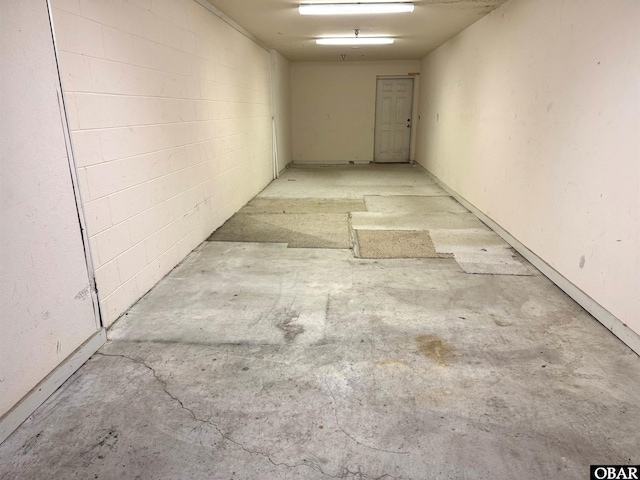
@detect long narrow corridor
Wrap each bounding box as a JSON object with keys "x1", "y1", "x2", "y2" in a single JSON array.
[{"x1": 1, "y1": 166, "x2": 639, "y2": 479}]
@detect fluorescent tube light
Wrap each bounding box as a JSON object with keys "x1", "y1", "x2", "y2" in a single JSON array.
[
  {"x1": 300, "y1": 3, "x2": 414, "y2": 15},
  {"x1": 316, "y1": 37, "x2": 394, "y2": 45}
]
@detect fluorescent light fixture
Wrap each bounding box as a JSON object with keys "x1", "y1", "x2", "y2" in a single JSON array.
[
  {"x1": 316, "y1": 37, "x2": 394, "y2": 45},
  {"x1": 300, "y1": 3, "x2": 414, "y2": 15}
]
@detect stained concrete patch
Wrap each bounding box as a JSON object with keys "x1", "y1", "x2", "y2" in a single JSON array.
[
  {"x1": 429, "y1": 229, "x2": 533, "y2": 275},
  {"x1": 364, "y1": 195, "x2": 468, "y2": 214},
  {"x1": 260, "y1": 165, "x2": 448, "y2": 199},
  {"x1": 454, "y1": 251, "x2": 533, "y2": 276},
  {"x1": 354, "y1": 230, "x2": 454, "y2": 259},
  {"x1": 107, "y1": 242, "x2": 353, "y2": 347},
  {"x1": 240, "y1": 198, "x2": 366, "y2": 214},
  {"x1": 415, "y1": 334, "x2": 453, "y2": 366},
  {"x1": 350, "y1": 258, "x2": 463, "y2": 281},
  {"x1": 260, "y1": 184, "x2": 448, "y2": 200},
  {"x1": 207, "y1": 213, "x2": 350, "y2": 248},
  {"x1": 430, "y1": 228, "x2": 510, "y2": 253},
  {"x1": 273, "y1": 308, "x2": 304, "y2": 341},
  {"x1": 351, "y1": 212, "x2": 488, "y2": 231}
]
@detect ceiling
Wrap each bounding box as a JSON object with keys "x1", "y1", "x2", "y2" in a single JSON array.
[{"x1": 205, "y1": 0, "x2": 508, "y2": 62}]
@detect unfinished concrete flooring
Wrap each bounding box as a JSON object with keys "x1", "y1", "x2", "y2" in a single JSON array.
[{"x1": 1, "y1": 165, "x2": 639, "y2": 479}]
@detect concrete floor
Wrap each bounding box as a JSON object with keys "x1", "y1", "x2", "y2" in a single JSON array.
[{"x1": 1, "y1": 165, "x2": 639, "y2": 479}]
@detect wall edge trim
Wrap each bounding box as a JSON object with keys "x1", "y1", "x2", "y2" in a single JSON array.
[
  {"x1": 421, "y1": 165, "x2": 640, "y2": 357},
  {"x1": 47, "y1": 0, "x2": 103, "y2": 329},
  {"x1": 0, "y1": 328, "x2": 107, "y2": 445}
]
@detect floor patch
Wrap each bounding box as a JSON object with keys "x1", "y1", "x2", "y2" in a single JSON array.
[
  {"x1": 429, "y1": 229, "x2": 533, "y2": 275},
  {"x1": 430, "y1": 228, "x2": 509, "y2": 253},
  {"x1": 454, "y1": 251, "x2": 533, "y2": 276},
  {"x1": 259, "y1": 165, "x2": 448, "y2": 199},
  {"x1": 350, "y1": 212, "x2": 488, "y2": 231},
  {"x1": 354, "y1": 230, "x2": 454, "y2": 259},
  {"x1": 207, "y1": 213, "x2": 350, "y2": 248},
  {"x1": 364, "y1": 196, "x2": 467, "y2": 214},
  {"x1": 240, "y1": 198, "x2": 366, "y2": 214}
]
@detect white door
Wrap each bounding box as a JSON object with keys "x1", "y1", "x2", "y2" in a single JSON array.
[{"x1": 374, "y1": 78, "x2": 414, "y2": 163}]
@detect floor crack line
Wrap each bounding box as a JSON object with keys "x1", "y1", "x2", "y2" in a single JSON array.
[
  {"x1": 93, "y1": 352, "x2": 380, "y2": 479},
  {"x1": 322, "y1": 375, "x2": 411, "y2": 456}
]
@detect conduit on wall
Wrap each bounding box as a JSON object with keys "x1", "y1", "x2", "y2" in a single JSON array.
[
  {"x1": 272, "y1": 119, "x2": 280, "y2": 180},
  {"x1": 269, "y1": 49, "x2": 280, "y2": 179}
]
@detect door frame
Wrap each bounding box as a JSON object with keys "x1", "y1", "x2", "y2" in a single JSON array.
[{"x1": 373, "y1": 75, "x2": 415, "y2": 164}]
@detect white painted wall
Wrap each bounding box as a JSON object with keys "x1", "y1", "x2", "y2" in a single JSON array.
[
  {"x1": 0, "y1": 1, "x2": 99, "y2": 417},
  {"x1": 291, "y1": 61, "x2": 420, "y2": 164},
  {"x1": 50, "y1": 0, "x2": 274, "y2": 326},
  {"x1": 416, "y1": 0, "x2": 640, "y2": 336},
  {"x1": 271, "y1": 50, "x2": 292, "y2": 172}
]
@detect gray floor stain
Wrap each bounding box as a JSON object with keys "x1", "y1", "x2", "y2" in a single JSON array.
[{"x1": 273, "y1": 308, "x2": 304, "y2": 341}]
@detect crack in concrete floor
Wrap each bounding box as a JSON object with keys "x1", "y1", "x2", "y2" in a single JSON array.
[
  {"x1": 94, "y1": 352, "x2": 406, "y2": 480},
  {"x1": 322, "y1": 375, "x2": 411, "y2": 456}
]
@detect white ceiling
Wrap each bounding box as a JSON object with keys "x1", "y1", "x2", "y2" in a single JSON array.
[{"x1": 205, "y1": 0, "x2": 508, "y2": 62}]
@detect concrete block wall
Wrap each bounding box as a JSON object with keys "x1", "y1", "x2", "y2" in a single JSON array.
[{"x1": 51, "y1": 0, "x2": 273, "y2": 326}]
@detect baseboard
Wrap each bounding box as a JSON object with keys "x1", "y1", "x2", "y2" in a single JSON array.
[
  {"x1": 0, "y1": 328, "x2": 107, "y2": 444},
  {"x1": 292, "y1": 160, "x2": 372, "y2": 166},
  {"x1": 422, "y1": 167, "x2": 640, "y2": 357}
]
